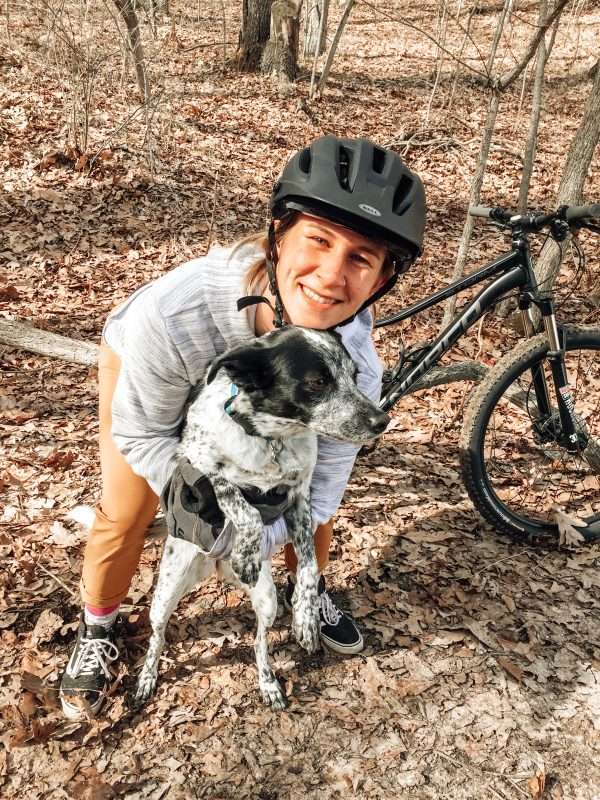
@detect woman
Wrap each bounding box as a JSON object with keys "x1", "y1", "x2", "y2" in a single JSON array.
[{"x1": 60, "y1": 135, "x2": 426, "y2": 719}]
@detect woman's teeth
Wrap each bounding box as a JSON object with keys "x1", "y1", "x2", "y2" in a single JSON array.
[{"x1": 301, "y1": 285, "x2": 338, "y2": 305}]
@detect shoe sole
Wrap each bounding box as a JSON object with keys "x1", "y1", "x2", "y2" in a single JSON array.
[
  {"x1": 60, "y1": 690, "x2": 104, "y2": 720},
  {"x1": 320, "y1": 632, "x2": 364, "y2": 656}
]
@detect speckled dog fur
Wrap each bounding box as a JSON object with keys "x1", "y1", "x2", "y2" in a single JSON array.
[{"x1": 135, "y1": 327, "x2": 389, "y2": 710}]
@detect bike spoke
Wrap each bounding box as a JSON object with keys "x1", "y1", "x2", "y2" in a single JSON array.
[{"x1": 482, "y1": 346, "x2": 600, "y2": 525}]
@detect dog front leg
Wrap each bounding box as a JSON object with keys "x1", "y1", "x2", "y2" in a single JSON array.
[
  {"x1": 135, "y1": 537, "x2": 211, "y2": 705},
  {"x1": 210, "y1": 476, "x2": 263, "y2": 588},
  {"x1": 284, "y1": 493, "x2": 320, "y2": 654},
  {"x1": 244, "y1": 560, "x2": 287, "y2": 710}
]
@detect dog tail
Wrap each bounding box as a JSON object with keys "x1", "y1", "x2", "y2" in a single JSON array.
[
  {"x1": 68, "y1": 505, "x2": 168, "y2": 541},
  {"x1": 68, "y1": 504, "x2": 96, "y2": 530}
]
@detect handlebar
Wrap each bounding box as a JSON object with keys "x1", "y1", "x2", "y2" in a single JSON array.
[
  {"x1": 565, "y1": 203, "x2": 600, "y2": 222},
  {"x1": 468, "y1": 203, "x2": 600, "y2": 232}
]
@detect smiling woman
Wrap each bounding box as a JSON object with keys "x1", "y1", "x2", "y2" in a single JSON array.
[{"x1": 59, "y1": 135, "x2": 427, "y2": 721}]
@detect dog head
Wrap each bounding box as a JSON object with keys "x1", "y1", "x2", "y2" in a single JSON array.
[{"x1": 206, "y1": 327, "x2": 389, "y2": 443}]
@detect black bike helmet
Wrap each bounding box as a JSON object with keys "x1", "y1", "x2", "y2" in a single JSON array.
[
  {"x1": 238, "y1": 136, "x2": 426, "y2": 328},
  {"x1": 270, "y1": 134, "x2": 426, "y2": 269}
]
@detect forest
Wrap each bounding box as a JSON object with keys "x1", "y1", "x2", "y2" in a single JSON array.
[{"x1": 0, "y1": 0, "x2": 599, "y2": 797}]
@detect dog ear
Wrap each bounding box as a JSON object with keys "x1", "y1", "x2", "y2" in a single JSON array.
[{"x1": 206, "y1": 343, "x2": 273, "y2": 391}]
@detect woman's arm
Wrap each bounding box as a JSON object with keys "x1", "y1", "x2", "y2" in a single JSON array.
[{"x1": 108, "y1": 294, "x2": 195, "y2": 496}]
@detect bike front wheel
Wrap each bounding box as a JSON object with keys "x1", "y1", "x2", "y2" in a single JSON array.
[{"x1": 460, "y1": 325, "x2": 600, "y2": 544}]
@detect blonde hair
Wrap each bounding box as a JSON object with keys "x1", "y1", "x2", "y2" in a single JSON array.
[
  {"x1": 233, "y1": 212, "x2": 395, "y2": 320},
  {"x1": 233, "y1": 213, "x2": 300, "y2": 296}
]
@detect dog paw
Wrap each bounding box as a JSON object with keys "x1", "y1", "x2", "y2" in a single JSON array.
[
  {"x1": 134, "y1": 669, "x2": 158, "y2": 706},
  {"x1": 292, "y1": 596, "x2": 320, "y2": 654},
  {"x1": 260, "y1": 677, "x2": 288, "y2": 710},
  {"x1": 231, "y1": 552, "x2": 261, "y2": 588}
]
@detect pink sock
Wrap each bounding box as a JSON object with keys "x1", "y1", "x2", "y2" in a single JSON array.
[{"x1": 86, "y1": 603, "x2": 120, "y2": 616}]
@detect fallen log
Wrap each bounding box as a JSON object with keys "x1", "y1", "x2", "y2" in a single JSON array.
[{"x1": 0, "y1": 318, "x2": 99, "y2": 366}]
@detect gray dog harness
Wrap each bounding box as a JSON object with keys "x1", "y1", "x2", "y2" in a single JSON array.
[{"x1": 161, "y1": 457, "x2": 292, "y2": 555}]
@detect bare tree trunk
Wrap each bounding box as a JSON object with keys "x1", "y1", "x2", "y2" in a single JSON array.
[
  {"x1": 236, "y1": 0, "x2": 273, "y2": 71},
  {"x1": 425, "y1": 0, "x2": 449, "y2": 125},
  {"x1": 498, "y1": 0, "x2": 569, "y2": 90},
  {"x1": 533, "y1": 63, "x2": 600, "y2": 298},
  {"x1": 309, "y1": 0, "x2": 329, "y2": 97},
  {"x1": 517, "y1": 0, "x2": 553, "y2": 212},
  {"x1": 446, "y1": 5, "x2": 476, "y2": 113},
  {"x1": 495, "y1": 1, "x2": 559, "y2": 318},
  {"x1": 314, "y1": 0, "x2": 355, "y2": 97},
  {"x1": 261, "y1": 0, "x2": 300, "y2": 82},
  {"x1": 304, "y1": 0, "x2": 328, "y2": 58},
  {"x1": 439, "y1": 0, "x2": 509, "y2": 329},
  {"x1": 441, "y1": 90, "x2": 502, "y2": 328},
  {"x1": 113, "y1": 0, "x2": 150, "y2": 103}
]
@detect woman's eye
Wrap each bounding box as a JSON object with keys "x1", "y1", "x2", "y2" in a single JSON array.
[{"x1": 310, "y1": 236, "x2": 328, "y2": 245}]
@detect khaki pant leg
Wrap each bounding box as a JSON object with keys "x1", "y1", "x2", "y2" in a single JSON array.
[{"x1": 80, "y1": 342, "x2": 159, "y2": 607}]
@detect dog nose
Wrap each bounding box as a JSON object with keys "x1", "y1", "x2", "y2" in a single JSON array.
[{"x1": 371, "y1": 410, "x2": 390, "y2": 435}]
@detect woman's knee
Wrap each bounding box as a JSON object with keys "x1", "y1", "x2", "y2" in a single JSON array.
[{"x1": 92, "y1": 501, "x2": 157, "y2": 537}]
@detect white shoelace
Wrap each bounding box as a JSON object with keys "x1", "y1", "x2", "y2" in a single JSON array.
[
  {"x1": 70, "y1": 635, "x2": 119, "y2": 679},
  {"x1": 319, "y1": 591, "x2": 342, "y2": 626}
]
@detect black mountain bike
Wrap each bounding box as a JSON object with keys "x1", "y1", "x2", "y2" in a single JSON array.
[{"x1": 376, "y1": 203, "x2": 600, "y2": 545}]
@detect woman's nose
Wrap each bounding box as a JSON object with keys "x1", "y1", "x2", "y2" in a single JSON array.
[{"x1": 316, "y1": 249, "x2": 347, "y2": 287}]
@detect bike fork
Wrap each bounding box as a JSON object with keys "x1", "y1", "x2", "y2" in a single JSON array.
[
  {"x1": 539, "y1": 299, "x2": 580, "y2": 450},
  {"x1": 520, "y1": 296, "x2": 579, "y2": 449}
]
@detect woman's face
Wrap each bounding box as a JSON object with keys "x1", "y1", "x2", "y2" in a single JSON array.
[{"x1": 256, "y1": 214, "x2": 389, "y2": 333}]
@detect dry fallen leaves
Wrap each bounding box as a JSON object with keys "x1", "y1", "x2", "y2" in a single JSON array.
[
  {"x1": 553, "y1": 507, "x2": 587, "y2": 547},
  {"x1": 528, "y1": 767, "x2": 545, "y2": 800}
]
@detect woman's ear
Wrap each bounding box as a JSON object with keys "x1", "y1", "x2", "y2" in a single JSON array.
[{"x1": 372, "y1": 260, "x2": 395, "y2": 293}]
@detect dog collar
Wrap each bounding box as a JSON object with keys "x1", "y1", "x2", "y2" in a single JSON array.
[
  {"x1": 224, "y1": 383, "x2": 239, "y2": 415},
  {"x1": 222, "y1": 383, "x2": 283, "y2": 463}
]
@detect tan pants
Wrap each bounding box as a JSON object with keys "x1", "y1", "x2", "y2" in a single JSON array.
[{"x1": 80, "y1": 342, "x2": 333, "y2": 608}]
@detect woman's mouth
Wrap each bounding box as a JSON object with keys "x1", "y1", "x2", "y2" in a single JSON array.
[{"x1": 300, "y1": 285, "x2": 340, "y2": 306}]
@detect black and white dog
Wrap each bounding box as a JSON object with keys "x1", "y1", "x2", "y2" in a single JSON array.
[{"x1": 134, "y1": 326, "x2": 389, "y2": 710}]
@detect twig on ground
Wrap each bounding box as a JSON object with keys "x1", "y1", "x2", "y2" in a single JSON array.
[{"x1": 37, "y1": 563, "x2": 78, "y2": 599}]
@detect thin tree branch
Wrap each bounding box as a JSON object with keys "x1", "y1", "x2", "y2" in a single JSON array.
[
  {"x1": 499, "y1": 0, "x2": 569, "y2": 89},
  {"x1": 359, "y1": 0, "x2": 490, "y2": 81}
]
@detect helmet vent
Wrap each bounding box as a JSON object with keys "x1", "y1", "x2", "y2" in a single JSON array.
[
  {"x1": 338, "y1": 146, "x2": 352, "y2": 191},
  {"x1": 372, "y1": 147, "x2": 386, "y2": 174},
  {"x1": 393, "y1": 175, "x2": 414, "y2": 215},
  {"x1": 298, "y1": 148, "x2": 312, "y2": 174}
]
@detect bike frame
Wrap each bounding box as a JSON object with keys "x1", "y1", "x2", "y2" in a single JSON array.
[{"x1": 376, "y1": 234, "x2": 579, "y2": 444}]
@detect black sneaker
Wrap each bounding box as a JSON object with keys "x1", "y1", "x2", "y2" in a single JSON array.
[
  {"x1": 285, "y1": 574, "x2": 364, "y2": 655},
  {"x1": 60, "y1": 617, "x2": 119, "y2": 719}
]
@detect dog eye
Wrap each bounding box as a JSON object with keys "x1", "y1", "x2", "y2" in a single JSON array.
[{"x1": 305, "y1": 376, "x2": 327, "y2": 390}]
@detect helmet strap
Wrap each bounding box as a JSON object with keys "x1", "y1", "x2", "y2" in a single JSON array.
[{"x1": 237, "y1": 222, "x2": 287, "y2": 329}]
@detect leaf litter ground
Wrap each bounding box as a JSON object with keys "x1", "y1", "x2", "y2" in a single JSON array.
[{"x1": 1, "y1": 1, "x2": 600, "y2": 798}]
